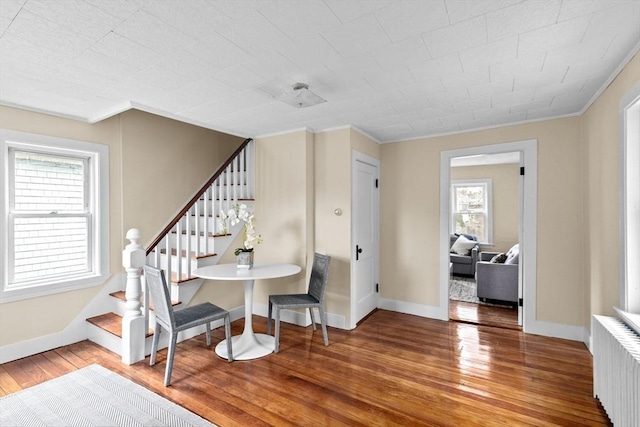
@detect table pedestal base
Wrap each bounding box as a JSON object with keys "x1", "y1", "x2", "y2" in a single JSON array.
[{"x1": 215, "y1": 333, "x2": 275, "y2": 360}]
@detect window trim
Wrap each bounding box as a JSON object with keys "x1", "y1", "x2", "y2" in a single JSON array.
[
  {"x1": 1, "y1": 129, "x2": 110, "y2": 303},
  {"x1": 618, "y1": 82, "x2": 640, "y2": 331},
  {"x1": 450, "y1": 179, "x2": 493, "y2": 244}
]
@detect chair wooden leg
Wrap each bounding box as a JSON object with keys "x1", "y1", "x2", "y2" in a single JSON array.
[
  {"x1": 224, "y1": 315, "x2": 233, "y2": 362},
  {"x1": 318, "y1": 306, "x2": 329, "y2": 346},
  {"x1": 205, "y1": 322, "x2": 212, "y2": 346},
  {"x1": 274, "y1": 306, "x2": 281, "y2": 353},
  {"x1": 164, "y1": 332, "x2": 178, "y2": 386},
  {"x1": 150, "y1": 322, "x2": 161, "y2": 366},
  {"x1": 309, "y1": 307, "x2": 317, "y2": 330},
  {"x1": 267, "y1": 300, "x2": 273, "y2": 334}
]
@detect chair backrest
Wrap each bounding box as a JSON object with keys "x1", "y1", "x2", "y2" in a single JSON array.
[
  {"x1": 308, "y1": 253, "x2": 330, "y2": 303},
  {"x1": 143, "y1": 265, "x2": 175, "y2": 328}
]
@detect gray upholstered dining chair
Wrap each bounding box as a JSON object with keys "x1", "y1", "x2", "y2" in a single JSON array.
[
  {"x1": 267, "y1": 253, "x2": 330, "y2": 353},
  {"x1": 143, "y1": 265, "x2": 233, "y2": 386}
]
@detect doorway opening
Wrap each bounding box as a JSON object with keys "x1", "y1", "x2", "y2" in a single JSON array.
[
  {"x1": 448, "y1": 151, "x2": 521, "y2": 329},
  {"x1": 439, "y1": 139, "x2": 538, "y2": 333}
]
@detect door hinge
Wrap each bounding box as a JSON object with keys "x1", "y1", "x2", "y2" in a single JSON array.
[
  {"x1": 376, "y1": 283, "x2": 379, "y2": 293},
  {"x1": 375, "y1": 178, "x2": 379, "y2": 188},
  {"x1": 519, "y1": 298, "x2": 523, "y2": 307},
  {"x1": 520, "y1": 167, "x2": 525, "y2": 176}
]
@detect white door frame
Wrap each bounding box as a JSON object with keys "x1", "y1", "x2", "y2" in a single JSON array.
[
  {"x1": 350, "y1": 151, "x2": 380, "y2": 329},
  {"x1": 439, "y1": 139, "x2": 537, "y2": 332}
]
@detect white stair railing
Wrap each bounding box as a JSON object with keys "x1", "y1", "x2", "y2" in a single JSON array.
[
  {"x1": 135, "y1": 138, "x2": 254, "y2": 334},
  {"x1": 145, "y1": 138, "x2": 254, "y2": 276}
]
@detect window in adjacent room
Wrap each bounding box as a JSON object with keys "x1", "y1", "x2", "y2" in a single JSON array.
[
  {"x1": 451, "y1": 179, "x2": 492, "y2": 243},
  {"x1": 1, "y1": 130, "x2": 109, "y2": 303}
]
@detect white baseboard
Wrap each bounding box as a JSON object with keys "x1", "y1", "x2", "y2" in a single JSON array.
[
  {"x1": 378, "y1": 298, "x2": 589, "y2": 345},
  {"x1": 378, "y1": 298, "x2": 447, "y2": 321},
  {"x1": 0, "y1": 332, "x2": 68, "y2": 364},
  {"x1": 524, "y1": 319, "x2": 587, "y2": 343}
]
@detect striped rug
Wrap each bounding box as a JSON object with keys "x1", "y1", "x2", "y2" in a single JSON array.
[{"x1": 0, "y1": 364, "x2": 214, "y2": 426}]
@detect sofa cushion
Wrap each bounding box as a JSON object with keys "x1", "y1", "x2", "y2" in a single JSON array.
[
  {"x1": 450, "y1": 235, "x2": 477, "y2": 256},
  {"x1": 450, "y1": 254, "x2": 472, "y2": 264}
]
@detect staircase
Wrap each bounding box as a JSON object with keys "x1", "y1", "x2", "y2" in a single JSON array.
[{"x1": 86, "y1": 138, "x2": 254, "y2": 362}]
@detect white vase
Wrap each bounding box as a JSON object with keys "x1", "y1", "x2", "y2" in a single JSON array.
[{"x1": 236, "y1": 251, "x2": 254, "y2": 269}]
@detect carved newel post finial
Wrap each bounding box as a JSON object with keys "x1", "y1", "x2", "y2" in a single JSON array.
[{"x1": 122, "y1": 228, "x2": 145, "y2": 365}]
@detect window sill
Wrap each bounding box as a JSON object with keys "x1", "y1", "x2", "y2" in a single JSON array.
[
  {"x1": 614, "y1": 307, "x2": 640, "y2": 337},
  {"x1": 0, "y1": 273, "x2": 111, "y2": 304}
]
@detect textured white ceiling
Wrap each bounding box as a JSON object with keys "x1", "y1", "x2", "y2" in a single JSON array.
[{"x1": 0, "y1": 0, "x2": 639, "y2": 143}]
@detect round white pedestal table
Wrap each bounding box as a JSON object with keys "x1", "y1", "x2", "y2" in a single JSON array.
[{"x1": 193, "y1": 263, "x2": 301, "y2": 360}]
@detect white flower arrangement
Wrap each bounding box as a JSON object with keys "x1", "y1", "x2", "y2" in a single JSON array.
[{"x1": 227, "y1": 203, "x2": 262, "y2": 255}]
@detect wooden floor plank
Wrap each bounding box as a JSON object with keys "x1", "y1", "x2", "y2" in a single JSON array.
[
  {"x1": 449, "y1": 299, "x2": 520, "y2": 329},
  {"x1": 0, "y1": 310, "x2": 611, "y2": 426},
  {"x1": 0, "y1": 365, "x2": 22, "y2": 396}
]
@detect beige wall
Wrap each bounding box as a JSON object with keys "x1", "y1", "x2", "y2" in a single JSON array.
[
  {"x1": 250, "y1": 127, "x2": 379, "y2": 327},
  {"x1": 381, "y1": 117, "x2": 586, "y2": 326},
  {"x1": 582, "y1": 52, "x2": 640, "y2": 325},
  {"x1": 249, "y1": 130, "x2": 313, "y2": 305},
  {"x1": 451, "y1": 163, "x2": 520, "y2": 253},
  {"x1": 0, "y1": 106, "x2": 121, "y2": 346},
  {"x1": 313, "y1": 127, "x2": 380, "y2": 327},
  {"x1": 120, "y1": 110, "x2": 242, "y2": 247},
  {"x1": 0, "y1": 106, "x2": 245, "y2": 346},
  {"x1": 315, "y1": 128, "x2": 351, "y2": 324}
]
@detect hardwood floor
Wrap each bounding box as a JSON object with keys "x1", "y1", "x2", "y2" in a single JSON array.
[
  {"x1": 449, "y1": 300, "x2": 520, "y2": 330},
  {"x1": 0, "y1": 310, "x2": 610, "y2": 426}
]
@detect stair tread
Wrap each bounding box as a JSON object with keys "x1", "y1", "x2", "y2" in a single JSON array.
[
  {"x1": 170, "y1": 272, "x2": 200, "y2": 284},
  {"x1": 86, "y1": 312, "x2": 153, "y2": 338},
  {"x1": 159, "y1": 248, "x2": 218, "y2": 259},
  {"x1": 109, "y1": 291, "x2": 180, "y2": 308}
]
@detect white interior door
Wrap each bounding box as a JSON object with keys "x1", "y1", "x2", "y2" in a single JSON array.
[{"x1": 352, "y1": 154, "x2": 379, "y2": 326}]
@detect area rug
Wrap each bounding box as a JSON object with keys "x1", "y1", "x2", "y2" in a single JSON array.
[
  {"x1": 449, "y1": 276, "x2": 480, "y2": 303},
  {"x1": 0, "y1": 364, "x2": 215, "y2": 427},
  {"x1": 449, "y1": 276, "x2": 514, "y2": 308}
]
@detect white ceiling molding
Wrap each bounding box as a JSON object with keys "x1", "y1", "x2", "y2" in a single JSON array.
[{"x1": 579, "y1": 40, "x2": 640, "y2": 116}]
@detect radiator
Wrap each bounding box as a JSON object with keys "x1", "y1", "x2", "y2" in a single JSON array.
[{"x1": 592, "y1": 315, "x2": 640, "y2": 427}]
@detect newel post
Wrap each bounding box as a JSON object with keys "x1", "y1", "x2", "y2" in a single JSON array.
[{"x1": 121, "y1": 228, "x2": 146, "y2": 365}]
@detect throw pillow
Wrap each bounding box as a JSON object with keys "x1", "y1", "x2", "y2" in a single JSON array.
[
  {"x1": 450, "y1": 235, "x2": 477, "y2": 256},
  {"x1": 490, "y1": 253, "x2": 508, "y2": 263},
  {"x1": 505, "y1": 253, "x2": 519, "y2": 264},
  {"x1": 505, "y1": 244, "x2": 520, "y2": 264}
]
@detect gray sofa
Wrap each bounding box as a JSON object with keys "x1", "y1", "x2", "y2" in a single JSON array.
[
  {"x1": 449, "y1": 234, "x2": 479, "y2": 277},
  {"x1": 475, "y1": 244, "x2": 519, "y2": 304}
]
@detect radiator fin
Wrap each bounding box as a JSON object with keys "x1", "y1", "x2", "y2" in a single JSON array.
[{"x1": 592, "y1": 315, "x2": 640, "y2": 427}]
